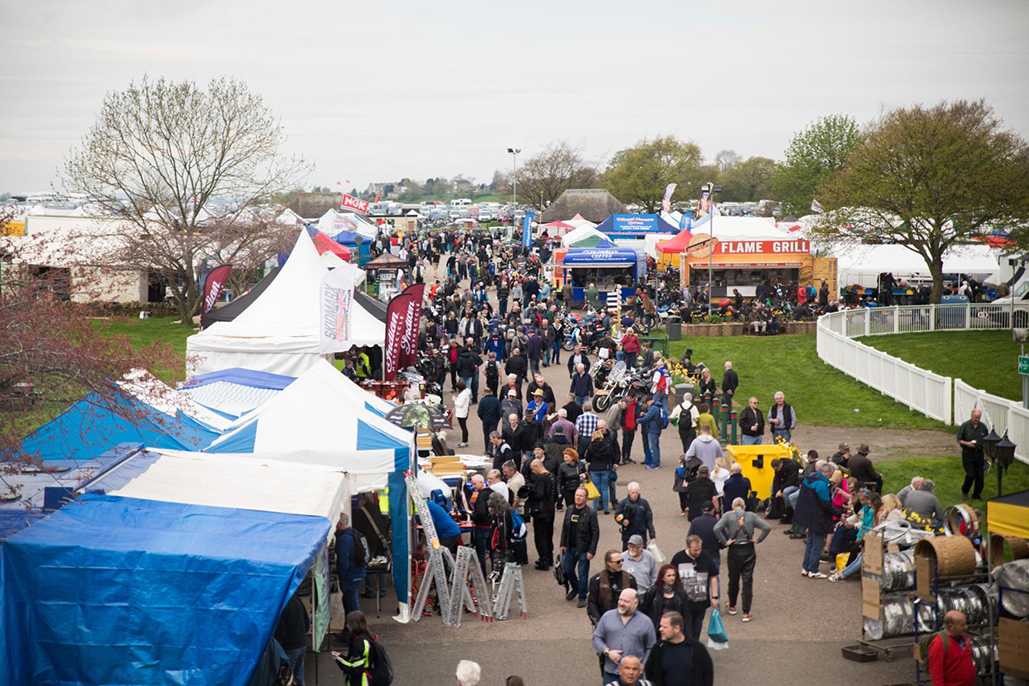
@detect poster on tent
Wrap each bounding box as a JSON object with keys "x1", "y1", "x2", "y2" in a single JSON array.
[{"x1": 319, "y1": 266, "x2": 356, "y2": 353}]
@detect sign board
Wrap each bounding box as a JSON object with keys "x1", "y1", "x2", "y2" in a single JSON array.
[
  {"x1": 340, "y1": 193, "x2": 369, "y2": 214},
  {"x1": 861, "y1": 574, "x2": 882, "y2": 620},
  {"x1": 1, "y1": 220, "x2": 26, "y2": 236},
  {"x1": 603, "y1": 214, "x2": 666, "y2": 238},
  {"x1": 1019, "y1": 356, "x2": 1029, "y2": 375},
  {"x1": 715, "y1": 239, "x2": 810, "y2": 255}
]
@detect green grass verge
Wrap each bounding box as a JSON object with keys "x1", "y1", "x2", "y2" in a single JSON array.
[
  {"x1": 89, "y1": 316, "x2": 192, "y2": 385},
  {"x1": 859, "y1": 330, "x2": 1018, "y2": 401},
  {"x1": 879, "y1": 456, "x2": 1029, "y2": 511},
  {"x1": 667, "y1": 334, "x2": 945, "y2": 429}
]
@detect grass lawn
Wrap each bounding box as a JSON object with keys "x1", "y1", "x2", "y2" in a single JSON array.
[
  {"x1": 667, "y1": 334, "x2": 945, "y2": 429},
  {"x1": 859, "y1": 330, "x2": 1018, "y2": 401},
  {"x1": 89, "y1": 316, "x2": 193, "y2": 385},
  {"x1": 879, "y1": 456, "x2": 1029, "y2": 511}
]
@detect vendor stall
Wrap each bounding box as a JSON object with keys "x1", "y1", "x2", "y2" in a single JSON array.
[
  {"x1": 551, "y1": 244, "x2": 647, "y2": 304},
  {"x1": 365, "y1": 252, "x2": 408, "y2": 302}
]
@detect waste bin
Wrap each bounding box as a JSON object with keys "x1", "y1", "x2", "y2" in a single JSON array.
[
  {"x1": 667, "y1": 315, "x2": 682, "y2": 341},
  {"x1": 937, "y1": 295, "x2": 969, "y2": 329}
]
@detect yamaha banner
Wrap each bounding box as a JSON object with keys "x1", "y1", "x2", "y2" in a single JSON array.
[
  {"x1": 201, "y1": 265, "x2": 232, "y2": 314},
  {"x1": 383, "y1": 283, "x2": 426, "y2": 381},
  {"x1": 522, "y1": 211, "x2": 535, "y2": 248}
]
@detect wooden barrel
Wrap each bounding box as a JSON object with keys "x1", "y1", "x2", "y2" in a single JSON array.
[
  {"x1": 915, "y1": 536, "x2": 977, "y2": 578},
  {"x1": 989, "y1": 534, "x2": 1029, "y2": 569}
]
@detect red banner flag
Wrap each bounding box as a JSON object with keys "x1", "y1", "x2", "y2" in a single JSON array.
[
  {"x1": 202, "y1": 265, "x2": 232, "y2": 314},
  {"x1": 383, "y1": 284, "x2": 425, "y2": 382},
  {"x1": 341, "y1": 192, "x2": 369, "y2": 213}
]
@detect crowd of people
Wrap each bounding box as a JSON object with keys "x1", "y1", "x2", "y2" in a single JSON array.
[{"x1": 316, "y1": 226, "x2": 988, "y2": 686}]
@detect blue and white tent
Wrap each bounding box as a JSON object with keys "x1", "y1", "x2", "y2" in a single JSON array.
[
  {"x1": 179, "y1": 367, "x2": 296, "y2": 418},
  {"x1": 205, "y1": 359, "x2": 415, "y2": 615},
  {"x1": 1, "y1": 493, "x2": 331, "y2": 685}
]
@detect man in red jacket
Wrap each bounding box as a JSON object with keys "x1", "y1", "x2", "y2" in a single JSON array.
[{"x1": 928, "y1": 610, "x2": 976, "y2": 686}]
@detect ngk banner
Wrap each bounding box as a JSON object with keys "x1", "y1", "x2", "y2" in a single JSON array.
[
  {"x1": 384, "y1": 284, "x2": 426, "y2": 381},
  {"x1": 341, "y1": 193, "x2": 369, "y2": 213},
  {"x1": 319, "y1": 266, "x2": 356, "y2": 353},
  {"x1": 202, "y1": 265, "x2": 232, "y2": 314}
]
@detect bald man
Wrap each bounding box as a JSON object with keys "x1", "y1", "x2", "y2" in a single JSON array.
[
  {"x1": 928, "y1": 610, "x2": 976, "y2": 686},
  {"x1": 957, "y1": 409, "x2": 989, "y2": 500},
  {"x1": 592, "y1": 588, "x2": 656, "y2": 684}
]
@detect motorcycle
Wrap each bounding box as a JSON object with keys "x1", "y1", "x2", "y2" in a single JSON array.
[{"x1": 592, "y1": 361, "x2": 648, "y2": 413}]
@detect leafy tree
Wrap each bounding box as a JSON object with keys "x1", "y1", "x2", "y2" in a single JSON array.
[
  {"x1": 772, "y1": 114, "x2": 862, "y2": 216},
  {"x1": 719, "y1": 156, "x2": 776, "y2": 202},
  {"x1": 509, "y1": 142, "x2": 597, "y2": 211},
  {"x1": 63, "y1": 77, "x2": 308, "y2": 325},
  {"x1": 603, "y1": 135, "x2": 704, "y2": 213},
  {"x1": 815, "y1": 100, "x2": 1029, "y2": 303}
]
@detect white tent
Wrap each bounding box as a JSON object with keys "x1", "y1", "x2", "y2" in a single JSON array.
[
  {"x1": 561, "y1": 224, "x2": 611, "y2": 247},
  {"x1": 111, "y1": 450, "x2": 350, "y2": 524},
  {"x1": 316, "y1": 209, "x2": 378, "y2": 240},
  {"x1": 565, "y1": 213, "x2": 597, "y2": 231},
  {"x1": 186, "y1": 229, "x2": 385, "y2": 378},
  {"x1": 835, "y1": 243, "x2": 1000, "y2": 287},
  {"x1": 694, "y1": 214, "x2": 785, "y2": 240}
]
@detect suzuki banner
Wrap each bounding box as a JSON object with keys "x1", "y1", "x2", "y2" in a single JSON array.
[
  {"x1": 201, "y1": 265, "x2": 232, "y2": 314},
  {"x1": 383, "y1": 284, "x2": 425, "y2": 381},
  {"x1": 341, "y1": 193, "x2": 370, "y2": 214},
  {"x1": 319, "y1": 265, "x2": 356, "y2": 353}
]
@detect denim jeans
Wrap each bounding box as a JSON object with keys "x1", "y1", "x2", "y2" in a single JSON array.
[
  {"x1": 772, "y1": 429, "x2": 791, "y2": 444},
  {"x1": 841, "y1": 552, "x2": 863, "y2": 579},
  {"x1": 653, "y1": 391, "x2": 667, "y2": 408},
  {"x1": 782, "y1": 484, "x2": 800, "y2": 504},
  {"x1": 461, "y1": 376, "x2": 473, "y2": 394},
  {"x1": 551, "y1": 340, "x2": 561, "y2": 364},
  {"x1": 473, "y1": 527, "x2": 491, "y2": 577},
  {"x1": 284, "y1": 646, "x2": 306, "y2": 686},
  {"x1": 563, "y1": 550, "x2": 591, "y2": 600},
  {"x1": 576, "y1": 395, "x2": 590, "y2": 407},
  {"x1": 647, "y1": 431, "x2": 662, "y2": 467},
  {"x1": 340, "y1": 573, "x2": 365, "y2": 617},
  {"x1": 590, "y1": 470, "x2": 613, "y2": 512},
  {"x1": 803, "y1": 532, "x2": 826, "y2": 573},
  {"x1": 741, "y1": 434, "x2": 762, "y2": 445}
]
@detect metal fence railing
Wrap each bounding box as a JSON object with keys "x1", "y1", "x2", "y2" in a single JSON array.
[{"x1": 817, "y1": 306, "x2": 1026, "y2": 464}]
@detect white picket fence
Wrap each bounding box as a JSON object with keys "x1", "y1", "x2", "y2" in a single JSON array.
[{"x1": 817, "y1": 305, "x2": 1028, "y2": 464}]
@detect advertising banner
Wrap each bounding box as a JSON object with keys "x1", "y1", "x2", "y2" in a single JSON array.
[
  {"x1": 319, "y1": 265, "x2": 356, "y2": 353},
  {"x1": 522, "y1": 211, "x2": 535, "y2": 248},
  {"x1": 661, "y1": 183, "x2": 677, "y2": 214},
  {"x1": 201, "y1": 265, "x2": 232, "y2": 314},
  {"x1": 383, "y1": 284, "x2": 425, "y2": 381},
  {"x1": 341, "y1": 193, "x2": 370, "y2": 214},
  {"x1": 714, "y1": 239, "x2": 810, "y2": 255}
]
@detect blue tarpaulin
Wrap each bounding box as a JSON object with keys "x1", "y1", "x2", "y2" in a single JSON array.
[
  {"x1": 18, "y1": 392, "x2": 220, "y2": 463},
  {"x1": 0, "y1": 494, "x2": 329, "y2": 686}
]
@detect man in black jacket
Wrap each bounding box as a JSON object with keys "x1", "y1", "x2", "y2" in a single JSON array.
[
  {"x1": 469, "y1": 474, "x2": 493, "y2": 577},
  {"x1": 478, "y1": 394, "x2": 502, "y2": 454},
  {"x1": 738, "y1": 396, "x2": 764, "y2": 445},
  {"x1": 526, "y1": 372, "x2": 557, "y2": 407},
  {"x1": 721, "y1": 361, "x2": 739, "y2": 403},
  {"x1": 505, "y1": 346, "x2": 528, "y2": 383},
  {"x1": 275, "y1": 591, "x2": 310, "y2": 685},
  {"x1": 560, "y1": 487, "x2": 600, "y2": 608},
  {"x1": 567, "y1": 345, "x2": 590, "y2": 379},
  {"x1": 570, "y1": 363, "x2": 594, "y2": 406},
  {"x1": 587, "y1": 549, "x2": 638, "y2": 626},
  {"x1": 771, "y1": 457, "x2": 801, "y2": 525},
  {"x1": 526, "y1": 458, "x2": 557, "y2": 570},
  {"x1": 848, "y1": 443, "x2": 883, "y2": 493},
  {"x1": 645, "y1": 611, "x2": 714, "y2": 686}
]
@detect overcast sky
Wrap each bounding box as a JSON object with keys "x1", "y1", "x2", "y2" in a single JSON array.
[{"x1": 3, "y1": 0, "x2": 1028, "y2": 195}]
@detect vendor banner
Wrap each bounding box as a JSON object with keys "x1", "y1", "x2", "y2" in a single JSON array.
[
  {"x1": 319, "y1": 265, "x2": 356, "y2": 353},
  {"x1": 341, "y1": 192, "x2": 369, "y2": 214},
  {"x1": 201, "y1": 265, "x2": 232, "y2": 314},
  {"x1": 383, "y1": 284, "x2": 425, "y2": 381},
  {"x1": 715, "y1": 239, "x2": 811, "y2": 255},
  {"x1": 661, "y1": 183, "x2": 677, "y2": 214},
  {"x1": 679, "y1": 210, "x2": 694, "y2": 231},
  {"x1": 522, "y1": 211, "x2": 535, "y2": 248}
]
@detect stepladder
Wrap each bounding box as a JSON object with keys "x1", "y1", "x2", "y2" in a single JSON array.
[{"x1": 444, "y1": 545, "x2": 494, "y2": 627}]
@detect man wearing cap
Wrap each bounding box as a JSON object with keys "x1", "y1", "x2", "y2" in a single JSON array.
[
  {"x1": 831, "y1": 443, "x2": 851, "y2": 469},
  {"x1": 848, "y1": 444, "x2": 883, "y2": 494},
  {"x1": 621, "y1": 535, "x2": 658, "y2": 594},
  {"x1": 956, "y1": 409, "x2": 989, "y2": 501}
]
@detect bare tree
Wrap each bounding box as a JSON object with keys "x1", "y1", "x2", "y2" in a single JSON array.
[
  {"x1": 63, "y1": 77, "x2": 309, "y2": 325},
  {"x1": 714, "y1": 149, "x2": 742, "y2": 173},
  {"x1": 508, "y1": 142, "x2": 598, "y2": 211}
]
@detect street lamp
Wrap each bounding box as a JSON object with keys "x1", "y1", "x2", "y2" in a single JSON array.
[
  {"x1": 507, "y1": 148, "x2": 520, "y2": 206},
  {"x1": 705, "y1": 184, "x2": 724, "y2": 315}
]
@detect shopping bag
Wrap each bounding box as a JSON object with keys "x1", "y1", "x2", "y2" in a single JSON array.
[
  {"x1": 647, "y1": 541, "x2": 666, "y2": 565},
  {"x1": 706, "y1": 608, "x2": 729, "y2": 650},
  {"x1": 584, "y1": 476, "x2": 601, "y2": 501}
]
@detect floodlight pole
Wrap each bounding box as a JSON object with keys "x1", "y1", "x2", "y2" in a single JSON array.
[
  {"x1": 706, "y1": 184, "x2": 722, "y2": 315},
  {"x1": 508, "y1": 148, "x2": 521, "y2": 206}
]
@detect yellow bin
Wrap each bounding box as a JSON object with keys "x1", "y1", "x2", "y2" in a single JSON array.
[{"x1": 724, "y1": 444, "x2": 792, "y2": 500}]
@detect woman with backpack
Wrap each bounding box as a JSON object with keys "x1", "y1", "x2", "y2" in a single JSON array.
[
  {"x1": 333, "y1": 611, "x2": 393, "y2": 685},
  {"x1": 488, "y1": 491, "x2": 527, "y2": 570}
]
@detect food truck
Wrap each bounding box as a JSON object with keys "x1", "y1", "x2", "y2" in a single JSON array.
[{"x1": 551, "y1": 245, "x2": 647, "y2": 304}]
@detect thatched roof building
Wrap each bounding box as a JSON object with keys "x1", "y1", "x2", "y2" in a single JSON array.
[{"x1": 540, "y1": 188, "x2": 626, "y2": 223}]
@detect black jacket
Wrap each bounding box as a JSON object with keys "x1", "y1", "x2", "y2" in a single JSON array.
[
  {"x1": 614, "y1": 496, "x2": 656, "y2": 539},
  {"x1": 470, "y1": 487, "x2": 493, "y2": 527},
  {"x1": 570, "y1": 372, "x2": 594, "y2": 398},
  {"x1": 567, "y1": 352, "x2": 590, "y2": 377},
  {"x1": 721, "y1": 369, "x2": 739, "y2": 396},
  {"x1": 587, "y1": 569, "x2": 637, "y2": 625},
  {"x1": 771, "y1": 459, "x2": 801, "y2": 494},
  {"x1": 557, "y1": 458, "x2": 587, "y2": 495},
  {"x1": 640, "y1": 585, "x2": 690, "y2": 631},
  {"x1": 645, "y1": 638, "x2": 714, "y2": 686},
  {"x1": 505, "y1": 355, "x2": 528, "y2": 380},
  {"x1": 560, "y1": 504, "x2": 600, "y2": 556},
  {"x1": 526, "y1": 380, "x2": 557, "y2": 407},
  {"x1": 456, "y1": 349, "x2": 481, "y2": 378},
  {"x1": 502, "y1": 423, "x2": 527, "y2": 457},
  {"x1": 584, "y1": 437, "x2": 616, "y2": 471},
  {"x1": 274, "y1": 594, "x2": 310, "y2": 651},
  {"x1": 525, "y1": 471, "x2": 556, "y2": 517},
  {"x1": 738, "y1": 406, "x2": 764, "y2": 437}
]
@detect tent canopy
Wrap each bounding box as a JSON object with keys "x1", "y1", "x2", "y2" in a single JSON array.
[
  {"x1": 561, "y1": 225, "x2": 611, "y2": 248},
  {"x1": 0, "y1": 493, "x2": 329, "y2": 685},
  {"x1": 987, "y1": 489, "x2": 1029, "y2": 539},
  {"x1": 200, "y1": 267, "x2": 279, "y2": 330},
  {"x1": 835, "y1": 242, "x2": 999, "y2": 284},
  {"x1": 657, "y1": 227, "x2": 696, "y2": 253},
  {"x1": 187, "y1": 229, "x2": 384, "y2": 378},
  {"x1": 179, "y1": 367, "x2": 295, "y2": 418},
  {"x1": 316, "y1": 209, "x2": 378, "y2": 240}
]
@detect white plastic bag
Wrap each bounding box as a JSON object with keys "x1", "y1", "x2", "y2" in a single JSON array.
[{"x1": 648, "y1": 541, "x2": 666, "y2": 565}]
